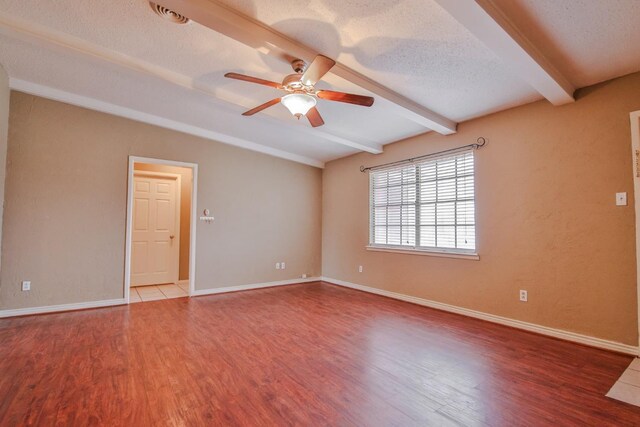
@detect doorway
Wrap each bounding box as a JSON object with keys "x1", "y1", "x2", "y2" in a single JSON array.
[
  {"x1": 124, "y1": 157, "x2": 198, "y2": 303},
  {"x1": 631, "y1": 110, "x2": 640, "y2": 355}
]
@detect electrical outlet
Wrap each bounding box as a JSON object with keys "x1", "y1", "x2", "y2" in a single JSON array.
[
  {"x1": 519, "y1": 290, "x2": 528, "y2": 302},
  {"x1": 358, "y1": 265, "x2": 363, "y2": 273},
  {"x1": 21, "y1": 281, "x2": 31, "y2": 291},
  {"x1": 281, "y1": 262, "x2": 286, "y2": 270},
  {"x1": 302, "y1": 274, "x2": 307, "y2": 279},
  {"x1": 616, "y1": 192, "x2": 628, "y2": 206},
  {"x1": 275, "y1": 263, "x2": 281, "y2": 270}
]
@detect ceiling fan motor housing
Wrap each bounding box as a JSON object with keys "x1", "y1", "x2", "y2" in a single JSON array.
[
  {"x1": 282, "y1": 74, "x2": 316, "y2": 96},
  {"x1": 282, "y1": 73, "x2": 304, "y2": 89}
]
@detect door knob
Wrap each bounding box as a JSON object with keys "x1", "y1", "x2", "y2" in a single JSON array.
[{"x1": 170, "y1": 235, "x2": 175, "y2": 239}]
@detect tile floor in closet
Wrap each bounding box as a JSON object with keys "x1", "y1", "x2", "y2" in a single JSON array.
[{"x1": 130, "y1": 282, "x2": 189, "y2": 302}]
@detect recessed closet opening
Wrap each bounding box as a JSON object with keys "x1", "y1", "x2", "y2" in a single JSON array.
[{"x1": 124, "y1": 157, "x2": 198, "y2": 303}]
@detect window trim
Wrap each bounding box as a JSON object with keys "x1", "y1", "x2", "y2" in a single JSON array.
[
  {"x1": 366, "y1": 245, "x2": 479, "y2": 260},
  {"x1": 368, "y1": 149, "x2": 478, "y2": 257}
]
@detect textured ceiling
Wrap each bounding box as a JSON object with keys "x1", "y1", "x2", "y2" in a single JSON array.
[
  {"x1": 0, "y1": 0, "x2": 423, "y2": 164},
  {"x1": 0, "y1": 35, "x2": 357, "y2": 162},
  {"x1": 216, "y1": 0, "x2": 542, "y2": 121},
  {"x1": 0, "y1": 0, "x2": 639, "y2": 166},
  {"x1": 491, "y1": 0, "x2": 640, "y2": 89}
]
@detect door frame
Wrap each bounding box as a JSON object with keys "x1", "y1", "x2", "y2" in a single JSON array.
[
  {"x1": 631, "y1": 110, "x2": 640, "y2": 355},
  {"x1": 132, "y1": 170, "x2": 182, "y2": 287},
  {"x1": 124, "y1": 156, "x2": 198, "y2": 303}
]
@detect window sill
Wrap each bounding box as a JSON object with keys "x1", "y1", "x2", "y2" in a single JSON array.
[{"x1": 365, "y1": 245, "x2": 480, "y2": 260}]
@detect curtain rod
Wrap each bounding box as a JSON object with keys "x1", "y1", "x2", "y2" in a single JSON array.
[{"x1": 359, "y1": 137, "x2": 487, "y2": 173}]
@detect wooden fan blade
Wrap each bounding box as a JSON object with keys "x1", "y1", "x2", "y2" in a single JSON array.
[
  {"x1": 317, "y1": 90, "x2": 374, "y2": 107},
  {"x1": 225, "y1": 72, "x2": 283, "y2": 89},
  {"x1": 242, "y1": 98, "x2": 281, "y2": 116},
  {"x1": 306, "y1": 107, "x2": 325, "y2": 127},
  {"x1": 301, "y1": 55, "x2": 336, "y2": 86}
]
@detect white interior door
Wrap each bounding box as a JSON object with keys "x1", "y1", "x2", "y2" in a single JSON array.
[{"x1": 131, "y1": 173, "x2": 180, "y2": 286}]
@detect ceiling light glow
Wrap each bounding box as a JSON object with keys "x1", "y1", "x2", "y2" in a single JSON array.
[{"x1": 281, "y1": 93, "x2": 317, "y2": 117}]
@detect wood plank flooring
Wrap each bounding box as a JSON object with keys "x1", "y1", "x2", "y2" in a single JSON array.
[{"x1": 1, "y1": 281, "x2": 639, "y2": 426}]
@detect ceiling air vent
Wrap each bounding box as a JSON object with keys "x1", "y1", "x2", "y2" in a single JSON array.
[{"x1": 149, "y1": 2, "x2": 190, "y2": 24}]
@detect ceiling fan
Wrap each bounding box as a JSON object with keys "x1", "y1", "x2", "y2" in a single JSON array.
[{"x1": 224, "y1": 55, "x2": 374, "y2": 128}]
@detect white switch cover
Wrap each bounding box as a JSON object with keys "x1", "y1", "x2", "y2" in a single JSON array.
[
  {"x1": 281, "y1": 262, "x2": 286, "y2": 270},
  {"x1": 616, "y1": 192, "x2": 628, "y2": 206},
  {"x1": 22, "y1": 281, "x2": 31, "y2": 291},
  {"x1": 275, "y1": 263, "x2": 281, "y2": 270}
]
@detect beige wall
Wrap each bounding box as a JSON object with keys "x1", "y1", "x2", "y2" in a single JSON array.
[
  {"x1": 0, "y1": 92, "x2": 322, "y2": 309},
  {"x1": 0, "y1": 66, "x2": 9, "y2": 268},
  {"x1": 322, "y1": 72, "x2": 640, "y2": 346},
  {"x1": 134, "y1": 163, "x2": 192, "y2": 280}
]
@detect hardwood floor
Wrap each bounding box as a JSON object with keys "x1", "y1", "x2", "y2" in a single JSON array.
[{"x1": 1, "y1": 281, "x2": 639, "y2": 426}]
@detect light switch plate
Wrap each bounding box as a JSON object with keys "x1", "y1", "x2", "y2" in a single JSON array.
[
  {"x1": 616, "y1": 192, "x2": 627, "y2": 206},
  {"x1": 22, "y1": 281, "x2": 31, "y2": 291}
]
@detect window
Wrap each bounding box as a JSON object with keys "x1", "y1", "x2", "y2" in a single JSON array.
[{"x1": 369, "y1": 149, "x2": 476, "y2": 254}]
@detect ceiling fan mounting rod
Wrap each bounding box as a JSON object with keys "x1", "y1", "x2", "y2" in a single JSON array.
[{"x1": 291, "y1": 59, "x2": 307, "y2": 74}]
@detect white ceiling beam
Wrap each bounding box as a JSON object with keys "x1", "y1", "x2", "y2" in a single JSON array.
[
  {"x1": 159, "y1": 0, "x2": 458, "y2": 135},
  {"x1": 0, "y1": 12, "x2": 381, "y2": 155},
  {"x1": 435, "y1": 0, "x2": 575, "y2": 105}
]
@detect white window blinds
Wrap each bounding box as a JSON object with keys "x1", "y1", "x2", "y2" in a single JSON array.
[{"x1": 370, "y1": 149, "x2": 476, "y2": 253}]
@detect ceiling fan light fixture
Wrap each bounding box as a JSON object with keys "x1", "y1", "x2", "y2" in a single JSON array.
[
  {"x1": 281, "y1": 93, "x2": 316, "y2": 117},
  {"x1": 224, "y1": 54, "x2": 373, "y2": 127}
]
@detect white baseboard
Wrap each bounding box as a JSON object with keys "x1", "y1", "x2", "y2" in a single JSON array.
[
  {"x1": 0, "y1": 278, "x2": 319, "y2": 316},
  {"x1": 0, "y1": 298, "x2": 126, "y2": 318},
  {"x1": 192, "y1": 277, "x2": 321, "y2": 297},
  {"x1": 321, "y1": 277, "x2": 639, "y2": 356},
  {"x1": 5, "y1": 277, "x2": 634, "y2": 356}
]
